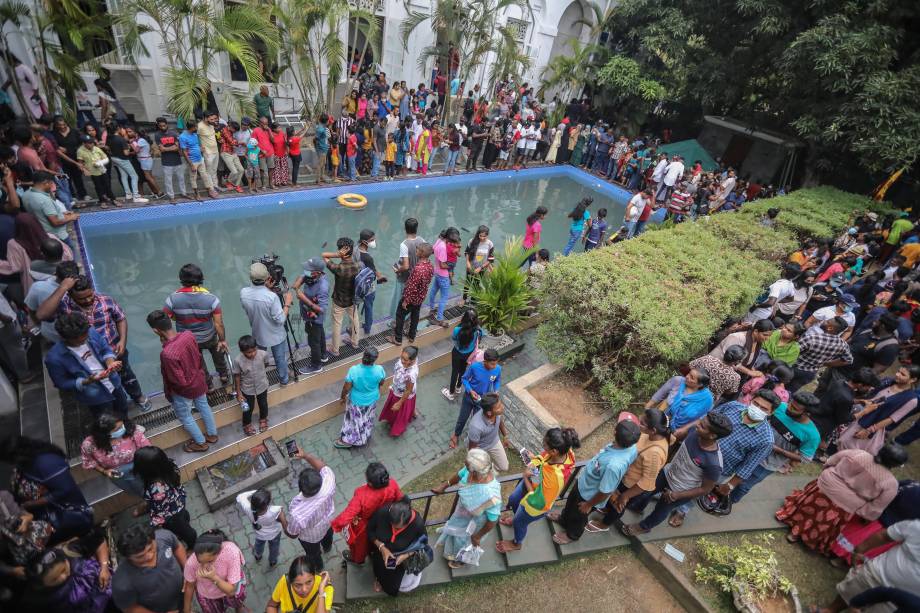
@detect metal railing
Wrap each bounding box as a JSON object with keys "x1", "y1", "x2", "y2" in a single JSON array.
[{"x1": 407, "y1": 461, "x2": 588, "y2": 528}]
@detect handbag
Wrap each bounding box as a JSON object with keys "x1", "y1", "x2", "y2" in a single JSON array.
[{"x1": 466, "y1": 331, "x2": 484, "y2": 366}]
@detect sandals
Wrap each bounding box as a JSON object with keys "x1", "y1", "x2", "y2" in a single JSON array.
[
  {"x1": 585, "y1": 521, "x2": 610, "y2": 533},
  {"x1": 552, "y1": 533, "x2": 574, "y2": 545},
  {"x1": 498, "y1": 516, "x2": 514, "y2": 527},
  {"x1": 183, "y1": 441, "x2": 209, "y2": 453},
  {"x1": 333, "y1": 438, "x2": 353, "y2": 449},
  {"x1": 668, "y1": 512, "x2": 685, "y2": 528},
  {"x1": 495, "y1": 540, "x2": 519, "y2": 554},
  {"x1": 620, "y1": 523, "x2": 647, "y2": 537},
  {"x1": 447, "y1": 560, "x2": 465, "y2": 569},
  {"x1": 259, "y1": 419, "x2": 269, "y2": 433},
  {"x1": 243, "y1": 424, "x2": 256, "y2": 436}
]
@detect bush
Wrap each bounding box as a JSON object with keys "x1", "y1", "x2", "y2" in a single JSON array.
[
  {"x1": 469, "y1": 237, "x2": 534, "y2": 335},
  {"x1": 536, "y1": 186, "x2": 890, "y2": 410}
]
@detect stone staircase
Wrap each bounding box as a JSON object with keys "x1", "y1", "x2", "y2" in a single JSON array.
[{"x1": 342, "y1": 473, "x2": 810, "y2": 602}]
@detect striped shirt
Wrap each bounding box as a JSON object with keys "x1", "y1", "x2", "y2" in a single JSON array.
[
  {"x1": 288, "y1": 466, "x2": 336, "y2": 544},
  {"x1": 336, "y1": 115, "x2": 354, "y2": 140},
  {"x1": 60, "y1": 292, "x2": 125, "y2": 347},
  {"x1": 164, "y1": 286, "x2": 221, "y2": 343}
]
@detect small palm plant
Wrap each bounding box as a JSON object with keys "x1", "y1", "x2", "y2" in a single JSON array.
[{"x1": 468, "y1": 237, "x2": 534, "y2": 336}]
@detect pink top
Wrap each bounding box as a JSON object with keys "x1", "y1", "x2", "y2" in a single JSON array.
[
  {"x1": 357, "y1": 98, "x2": 367, "y2": 119},
  {"x1": 184, "y1": 541, "x2": 245, "y2": 600},
  {"x1": 739, "y1": 378, "x2": 789, "y2": 405},
  {"x1": 817, "y1": 448, "x2": 899, "y2": 520},
  {"x1": 432, "y1": 239, "x2": 450, "y2": 277},
  {"x1": 80, "y1": 426, "x2": 151, "y2": 470},
  {"x1": 523, "y1": 220, "x2": 541, "y2": 249}
]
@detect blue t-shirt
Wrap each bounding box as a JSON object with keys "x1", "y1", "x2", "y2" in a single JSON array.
[
  {"x1": 178, "y1": 131, "x2": 203, "y2": 163},
  {"x1": 577, "y1": 444, "x2": 637, "y2": 506},
  {"x1": 450, "y1": 78, "x2": 460, "y2": 95},
  {"x1": 461, "y1": 361, "x2": 501, "y2": 396},
  {"x1": 452, "y1": 326, "x2": 482, "y2": 355},
  {"x1": 570, "y1": 209, "x2": 591, "y2": 233},
  {"x1": 315, "y1": 124, "x2": 329, "y2": 153},
  {"x1": 586, "y1": 219, "x2": 607, "y2": 244},
  {"x1": 346, "y1": 363, "x2": 386, "y2": 405}
]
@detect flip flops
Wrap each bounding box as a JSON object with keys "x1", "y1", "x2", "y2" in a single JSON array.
[{"x1": 585, "y1": 521, "x2": 610, "y2": 533}]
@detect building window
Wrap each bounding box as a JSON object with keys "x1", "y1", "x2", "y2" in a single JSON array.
[{"x1": 505, "y1": 17, "x2": 528, "y2": 42}]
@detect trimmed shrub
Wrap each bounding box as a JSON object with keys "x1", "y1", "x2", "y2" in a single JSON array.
[{"x1": 536, "y1": 186, "x2": 891, "y2": 410}]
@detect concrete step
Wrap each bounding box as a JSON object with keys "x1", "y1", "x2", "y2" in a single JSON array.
[
  {"x1": 550, "y1": 514, "x2": 630, "y2": 557},
  {"x1": 448, "y1": 524, "x2": 507, "y2": 579},
  {"x1": 498, "y1": 516, "x2": 560, "y2": 568},
  {"x1": 344, "y1": 559, "x2": 382, "y2": 600},
  {"x1": 70, "y1": 315, "x2": 458, "y2": 484},
  {"x1": 79, "y1": 334, "x2": 456, "y2": 517}
]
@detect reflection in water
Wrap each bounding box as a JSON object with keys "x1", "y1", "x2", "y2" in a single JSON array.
[{"x1": 82, "y1": 176, "x2": 626, "y2": 394}]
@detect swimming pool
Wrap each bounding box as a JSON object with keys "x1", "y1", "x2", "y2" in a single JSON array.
[{"x1": 77, "y1": 166, "x2": 631, "y2": 394}]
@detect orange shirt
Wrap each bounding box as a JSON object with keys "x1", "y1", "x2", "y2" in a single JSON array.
[{"x1": 900, "y1": 243, "x2": 920, "y2": 268}]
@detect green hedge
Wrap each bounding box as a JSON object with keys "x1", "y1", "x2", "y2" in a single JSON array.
[{"x1": 535, "y1": 186, "x2": 891, "y2": 409}]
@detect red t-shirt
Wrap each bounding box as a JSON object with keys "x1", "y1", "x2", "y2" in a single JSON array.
[
  {"x1": 346, "y1": 133, "x2": 358, "y2": 157},
  {"x1": 639, "y1": 203, "x2": 654, "y2": 222},
  {"x1": 272, "y1": 131, "x2": 287, "y2": 157},
  {"x1": 288, "y1": 135, "x2": 301, "y2": 156},
  {"x1": 252, "y1": 127, "x2": 274, "y2": 155},
  {"x1": 434, "y1": 75, "x2": 446, "y2": 95}
]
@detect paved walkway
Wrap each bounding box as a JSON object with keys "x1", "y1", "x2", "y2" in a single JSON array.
[{"x1": 110, "y1": 329, "x2": 549, "y2": 607}]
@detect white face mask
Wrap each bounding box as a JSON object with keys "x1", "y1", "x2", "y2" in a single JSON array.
[
  {"x1": 746, "y1": 404, "x2": 768, "y2": 423},
  {"x1": 368, "y1": 240, "x2": 377, "y2": 249}
]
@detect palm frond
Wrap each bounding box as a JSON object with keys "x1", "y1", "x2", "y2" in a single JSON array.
[{"x1": 399, "y1": 10, "x2": 429, "y2": 50}]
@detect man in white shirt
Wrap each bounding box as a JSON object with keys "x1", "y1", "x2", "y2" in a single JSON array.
[
  {"x1": 660, "y1": 155, "x2": 685, "y2": 202},
  {"x1": 651, "y1": 153, "x2": 668, "y2": 199},
  {"x1": 744, "y1": 264, "x2": 801, "y2": 322},
  {"x1": 625, "y1": 189, "x2": 651, "y2": 239},
  {"x1": 526, "y1": 124, "x2": 540, "y2": 163}
]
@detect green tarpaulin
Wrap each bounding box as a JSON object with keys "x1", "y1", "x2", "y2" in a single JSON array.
[{"x1": 657, "y1": 139, "x2": 718, "y2": 171}]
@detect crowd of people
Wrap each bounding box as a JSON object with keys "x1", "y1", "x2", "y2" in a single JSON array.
[{"x1": 1, "y1": 60, "x2": 919, "y2": 612}]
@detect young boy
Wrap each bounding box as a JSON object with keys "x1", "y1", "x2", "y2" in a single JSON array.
[
  {"x1": 528, "y1": 248, "x2": 550, "y2": 291},
  {"x1": 583, "y1": 208, "x2": 607, "y2": 250},
  {"x1": 233, "y1": 334, "x2": 272, "y2": 436},
  {"x1": 384, "y1": 133, "x2": 397, "y2": 180},
  {"x1": 245, "y1": 138, "x2": 261, "y2": 193}
]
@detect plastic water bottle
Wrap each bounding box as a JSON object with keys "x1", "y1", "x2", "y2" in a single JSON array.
[{"x1": 238, "y1": 395, "x2": 249, "y2": 412}]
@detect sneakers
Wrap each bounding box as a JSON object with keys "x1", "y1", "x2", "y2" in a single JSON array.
[
  {"x1": 441, "y1": 387, "x2": 455, "y2": 402},
  {"x1": 136, "y1": 397, "x2": 153, "y2": 413},
  {"x1": 298, "y1": 364, "x2": 323, "y2": 375},
  {"x1": 132, "y1": 194, "x2": 149, "y2": 203},
  {"x1": 320, "y1": 353, "x2": 331, "y2": 363}
]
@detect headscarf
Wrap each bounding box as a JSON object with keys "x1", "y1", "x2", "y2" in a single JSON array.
[{"x1": 13, "y1": 212, "x2": 47, "y2": 259}]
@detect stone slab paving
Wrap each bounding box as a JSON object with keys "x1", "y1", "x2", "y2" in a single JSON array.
[{"x1": 109, "y1": 329, "x2": 549, "y2": 608}]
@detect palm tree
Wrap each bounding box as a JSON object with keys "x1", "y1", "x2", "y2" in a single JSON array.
[
  {"x1": 116, "y1": 0, "x2": 278, "y2": 120},
  {"x1": 486, "y1": 25, "x2": 531, "y2": 95},
  {"x1": 343, "y1": 6, "x2": 381, "y2": 96},
  {"x1": 0, "y1": 1, "x2": 31, "y2": 115},
  {"x1": 540, "y1": 38, "x2": 602, "y2": 102},
  {"x1": 399, "y1": 0, "x2": 531, "y2": 122}
]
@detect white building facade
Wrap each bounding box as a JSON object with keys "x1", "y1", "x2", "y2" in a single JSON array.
[{"x1": 3, "y1": 0, "x2": 604, "y2": 121}]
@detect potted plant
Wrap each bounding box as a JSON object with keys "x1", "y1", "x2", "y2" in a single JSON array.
[
  {"x1": 468, "y1": 237, "x2": 535, "y2": 349},
  {"x1": 694, "y1": 534, "x2": 802, "y2": 613}
]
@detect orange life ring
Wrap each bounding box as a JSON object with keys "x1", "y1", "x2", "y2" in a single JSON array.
[{"x1": 337, "y1": 193, "x2": 367, "y2": 209}]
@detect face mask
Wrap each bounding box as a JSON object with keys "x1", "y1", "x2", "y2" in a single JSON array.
[
  {"x1": 368, "y1": 240, "x2": 377, "y2": 249},
  {"x1": 110, "y1": 426, "x2": 126, "y2": 439},
  {"x1": 841, "y1": 304, "x2": 853, "y2": 313},
  {"x1": 304, "y1": 275, "x2": 318, "y2": 285},
  {"x1": 745, "y1": 404, "x2": 768, "y2": 423}
]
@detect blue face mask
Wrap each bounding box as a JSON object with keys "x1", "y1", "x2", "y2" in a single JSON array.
[{"x1": 110, "y1": 426, "x2": 126, "y2": 439}]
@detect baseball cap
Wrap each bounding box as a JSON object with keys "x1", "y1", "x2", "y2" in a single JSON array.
[
  {"x1": 80, "y1": 134, "x2": 93, "y2": 143},
  {"x1": 866, "y1": 212, "x2": 878, "y2": 221},
  {"x1": 838, "y1": 292, "x2": 859, "y2": 308},
  {"x1": 241, "y1": 116, "x2": 252, "y2": 126},
  {"x1": 617, "y1": 411, "x2": 640, "y2": 426},
  {"x1": 303, "y1": 257, "x2": 324, "y2": 273},
  {"x1": 249, "y1": 262, "x2": 269, "y2": 282}
]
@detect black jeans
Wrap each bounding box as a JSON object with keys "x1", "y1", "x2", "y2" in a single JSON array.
[
  {"x1": 559, "y1": 481, "x2": 591, "y2": 541},
  {"x1": 306, "y1": 320, "x2": 326, "y2": 367},
  {"x1": 118, "y1": 349, "x2": 145, "y2": 402},
  {"x1": 300, "y1": 527, "x2": 333, "y2": 571},
  {"x1": 90, "y1": 173, "x2": 114, "y2": 201},
  {"x1": 449, "y1": 347, "x2": 469, "y2": 394},
  {"x1": 63, "y1": 162, "x2": 88, "y2": 199},
  {"x1": 637, "y1": 472, "x2": 688, "y2": 532},
  {"x1": 164, "y1": 509, "x2": 197, "y2": 549},
  {"x1": 467, "y1": 145, "x2": 482, "y2": 170},
  {"x1": 394, "y1": 302, "x2": 421, "y2": 342},
  {"x1": 290, "y1": 153, "x2": 302, "y2": 183},
  {"x1": 242, "y1": 390, "x2": 268, "y2": 425}
]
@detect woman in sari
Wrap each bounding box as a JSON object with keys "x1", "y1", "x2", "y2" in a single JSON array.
[
  {"x1": 545, "y1": 125, "x2": 562, "y2": 163},
  {"x1": 331, "y1": 463, "x2": 404, "y2": 565},
  {"x1": 775, "y1": 444, "x2": 905, "y2": 555},
  {"x1": 414, "y1": 121, "x2": 432, "y2": 175},
  {"x1": 0, "y1": 436, "x2": 92, "y2": 546},
  {"x1": 556, "y1": 119, "x2": 571, "y2": 164},
  {"x1": 569, "y1": 125, "x2": 587, "y2": 167},
  {"x1": 838, "y1": 365, "x2": 920, "y2": 454},
  {"x1": 378, "y1": 346, "x2": 420, "y2": 437},
  {"x1": 432, "y1": 448, "x2": 502, "y2": 569},
  {"x1": 395, "y1": 121, "x2": 409, "y2": 176},
  {"x1": 831, "y1": 479, "x2": 920, "y2": 567},
  {"x1": 645, "y1": 367, "x2": 714, "y2": 431},
  {"x1": 334, "y1": 347, "x2": 387, "y2": 449}
]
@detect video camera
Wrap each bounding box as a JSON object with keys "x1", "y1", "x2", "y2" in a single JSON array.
[{"x1": 253, "y1": 253, "x2": 286, "y2": 291}]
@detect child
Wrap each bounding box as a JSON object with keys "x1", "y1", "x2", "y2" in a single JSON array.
[
  {"x1": 384, "y1": 133, "x2": 397, "y2": 180},
  {"x1": 583, "y1": 208, "x2": 607, "y2": 250},
  {"x1": 245, "y1": 137, "x2": 261, "y2": 193},
  {"x1": 236, "y1": 488, "x2": 288, "y2": 567},
  {"x1": 330, "y1": 137, "x2": 341, "y2": 182},
  {"x1": 233, "y1": 334, "x2": 272, "y2": 435},
  {"x1": 446, "y1": 235, "x2": 461, "y2": 285},
  {"x1": 528, "y1": 248, "x2": 550, "y2": 291}
]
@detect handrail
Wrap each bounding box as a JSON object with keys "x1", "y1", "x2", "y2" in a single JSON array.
[{"x1": 407, "y1": 461, "x2": 588, "y2": 528}]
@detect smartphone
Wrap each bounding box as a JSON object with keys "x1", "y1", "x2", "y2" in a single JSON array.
[
  {"x1": 385, "y1": 556, "x2": 397, "y2": 569},
  {"x1": 285, "y1": 440, "x2": 299, "y2": 458}
]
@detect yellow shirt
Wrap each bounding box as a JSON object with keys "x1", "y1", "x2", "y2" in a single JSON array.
[
  {"x1": 76, "y1": 145, "x2": 108, "y2": 177},
  {"x1": 900, "y1": 243, "x2": 920, "y2": 268},
  {"x1": 385, "y1": 142, "x2": 396, "y2": 162},
  {"x1": 197, "y1": 121, "x2": 218, "y2": 154},
  {"x1": 270, "y1": 575, "x2": 333, "y2": 613}
]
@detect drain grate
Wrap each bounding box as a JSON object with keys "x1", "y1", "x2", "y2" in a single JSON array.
[{"x1": 61, "y1": 304, "x2": 467, "y2": 458}]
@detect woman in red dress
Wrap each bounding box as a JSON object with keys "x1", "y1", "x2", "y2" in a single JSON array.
[
  {"x1": 330, "y1": 463, "x2": 404, "y2": 564},
  {"x1": 775, "y1": 444, "x2": 903, "y2": 555}
]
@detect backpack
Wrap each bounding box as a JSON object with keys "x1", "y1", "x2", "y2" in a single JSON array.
[{"x1": 353, "y1": 265, "x2": 376, "y2": 302}]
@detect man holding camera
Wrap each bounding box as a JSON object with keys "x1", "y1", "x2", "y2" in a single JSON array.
[
  {"x1": 240, "y1": 262, "x2": 293, "y2": 386},
  {"x1": 293, "y1": 257, "x2": 329, "y2": 375}
]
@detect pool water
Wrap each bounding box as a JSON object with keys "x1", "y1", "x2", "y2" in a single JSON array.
[{"x1": 78, "y1": 167, "x2": 630, "y2": 394}]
